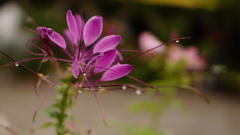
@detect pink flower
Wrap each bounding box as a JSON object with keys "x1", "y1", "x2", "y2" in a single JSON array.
[
  {"x1": 30, "y1": 10, "x2": 134, "y2": 122},
  {"x1": 33, "y1": 10, "x2": 132, "y2": 84},
  {"x1": 168, "y1": 45, "x2": 206, "y2": 70},
  {"x1": 185, "y1": 46, "x2": 206, "y2": 71},
  {"x1": 139, "y1": 31, "x2": 166, "y2": 53}
]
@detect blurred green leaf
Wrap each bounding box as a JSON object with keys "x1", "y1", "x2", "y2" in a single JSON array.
[
  {"x1": 121, "y1": 124, "x2": 170, "y2": 135},
  {"x1": 40, "y1": 122, "x2": 54, "y2": 129}
]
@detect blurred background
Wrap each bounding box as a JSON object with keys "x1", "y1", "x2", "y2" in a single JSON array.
[{"x1": 0, "y1": 0, "x2": 240, "y2": 135}]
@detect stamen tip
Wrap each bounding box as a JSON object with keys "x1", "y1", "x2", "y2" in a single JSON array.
[{"x1": 33, "y1": 110, "x2": 38, "y2": 123}]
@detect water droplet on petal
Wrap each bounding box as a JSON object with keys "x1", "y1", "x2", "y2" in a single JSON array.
[
  {"x1": 83, "y1": 73, "x2": 86, "y2": 76},
  {"x1": 122, "y1": 85, "x2": 127, "y2": 90},
  {"x1": 135, "y1": 89, "x2": 142, "y2": 95},
  {"x1": 175, "y1": 40, "x2": 179, "y2": 43},
  {"x1": 15, "y1": 62, "x2": 19, "y2": 67},
  {"x1": 78, "y1": 90, "x2": 82, "y2": 93}
]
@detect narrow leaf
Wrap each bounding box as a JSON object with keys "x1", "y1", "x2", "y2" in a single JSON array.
[{"x1": 40, "y1": 122, "x2": 54, "y2": 129}]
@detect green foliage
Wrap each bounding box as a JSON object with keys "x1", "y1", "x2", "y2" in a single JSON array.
[
  {"x1": 42, "y1": 79, "x2": 77, "y2": 135},
  {"x1": 117, "y1": 123, "x2": 171, "y2": 135},
  {"x1": 40, "y1": 122, "x2": 54, "y2": 129}
]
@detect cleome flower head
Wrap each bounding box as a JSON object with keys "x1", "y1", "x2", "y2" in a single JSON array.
[
  {"x1": 30, "y1": 10, "x2": 132, "y2": 87},
  {"x1": 29, "y1": 10, "x2": 134, "y2": 123}
]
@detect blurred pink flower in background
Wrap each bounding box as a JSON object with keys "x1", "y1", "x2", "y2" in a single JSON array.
[
  {"x1": 138, "y1": 30, "x2": 206, "y2": 71},
  {"x1": 168, "y1": 45, "x2": 206, "y2": 71},
  {"x1": 139, "y1": 31, "x2": 166, "y2": 53}
]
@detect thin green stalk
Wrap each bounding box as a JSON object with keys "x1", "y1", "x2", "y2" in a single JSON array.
[{"x1": 56, "y1": 84, "x2": 71, "y2": 135}]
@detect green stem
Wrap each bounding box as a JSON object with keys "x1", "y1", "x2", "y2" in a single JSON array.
[{"x1": 56, "y1": 84, "x2": 71, "y2": 135}]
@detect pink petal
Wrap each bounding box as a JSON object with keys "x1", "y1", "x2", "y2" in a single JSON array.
[
  {"x1": 47, "y1": 29, "x2": 66, "y2": 49},
  {"x1": 93, "y1": 35, "x2": 121, "y2": 53},
  {"x1": 72, "y1": 59, "x2": 80, "y2": 78},
  {"x1": 63, "y1": 29, "x2": 74, "y2": 45},
  {"x1": 75, "y1": 14, "x2": 84, "y2": 41},
  {"x1": 37, "y1": 27, "x2": 47, "y2": 38},
  {"x1": 100, "y1": 64, "x2": 132, "y2": 81},
  {"x1": 66, "y1": 10, "x2": 78, "y2": 44},
  {"x1": 84, "y1": 56, "x2": 98, "y2": 73},
  {"x1": 115, "y1": 50, "x2": 123, "y2": 63},
  {"x1": 37, "y1": 26, "x2": 46, "y2": 33},
  {"x1": 83, "y1": 16, "x2": 103, "y2": 46},
  {"x1": 94, "y1": 50, "x2": 117, "y2": 73}
]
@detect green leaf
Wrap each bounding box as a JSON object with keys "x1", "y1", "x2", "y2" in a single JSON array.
[
  {"x1": 40, "y1": 122, "x2": 54, "y2": 129},
  {"x1": 45, "y1": 111, "x2": 59, "y2": 118}
]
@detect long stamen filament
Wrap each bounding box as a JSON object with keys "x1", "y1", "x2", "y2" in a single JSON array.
[
  {"x1": 123, "y1": 37, "x2": 190, "y2": 62},
  {"x1": 78, "y1": 66, "x2": 108, "y2": 127},
  {"x1": 33, "y1": 69, "x2": 71, "y2": 122},
  {"x1": 0, "y1": 50, "x2": 38, "y2": 76}
]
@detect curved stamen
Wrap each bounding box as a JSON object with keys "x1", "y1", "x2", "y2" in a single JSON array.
[
  {"x1": 22, "y1": 27, "x2": 39, "y2": 35},
  {"x1": 118, "y1": 49, "x2": 155, "y2": 59},
  {"x1": 26, "y1": 38, "x2": 46, "y2": 56},
  {"x1": 33, "y1": 68, "x2": 72, "y2": 122},
  {"x1": 0, "y1": 50, "x2": 38, "y2": 76},
  {"x1": 78, "y1": 66, "x2": 108, "y2": 127}
]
